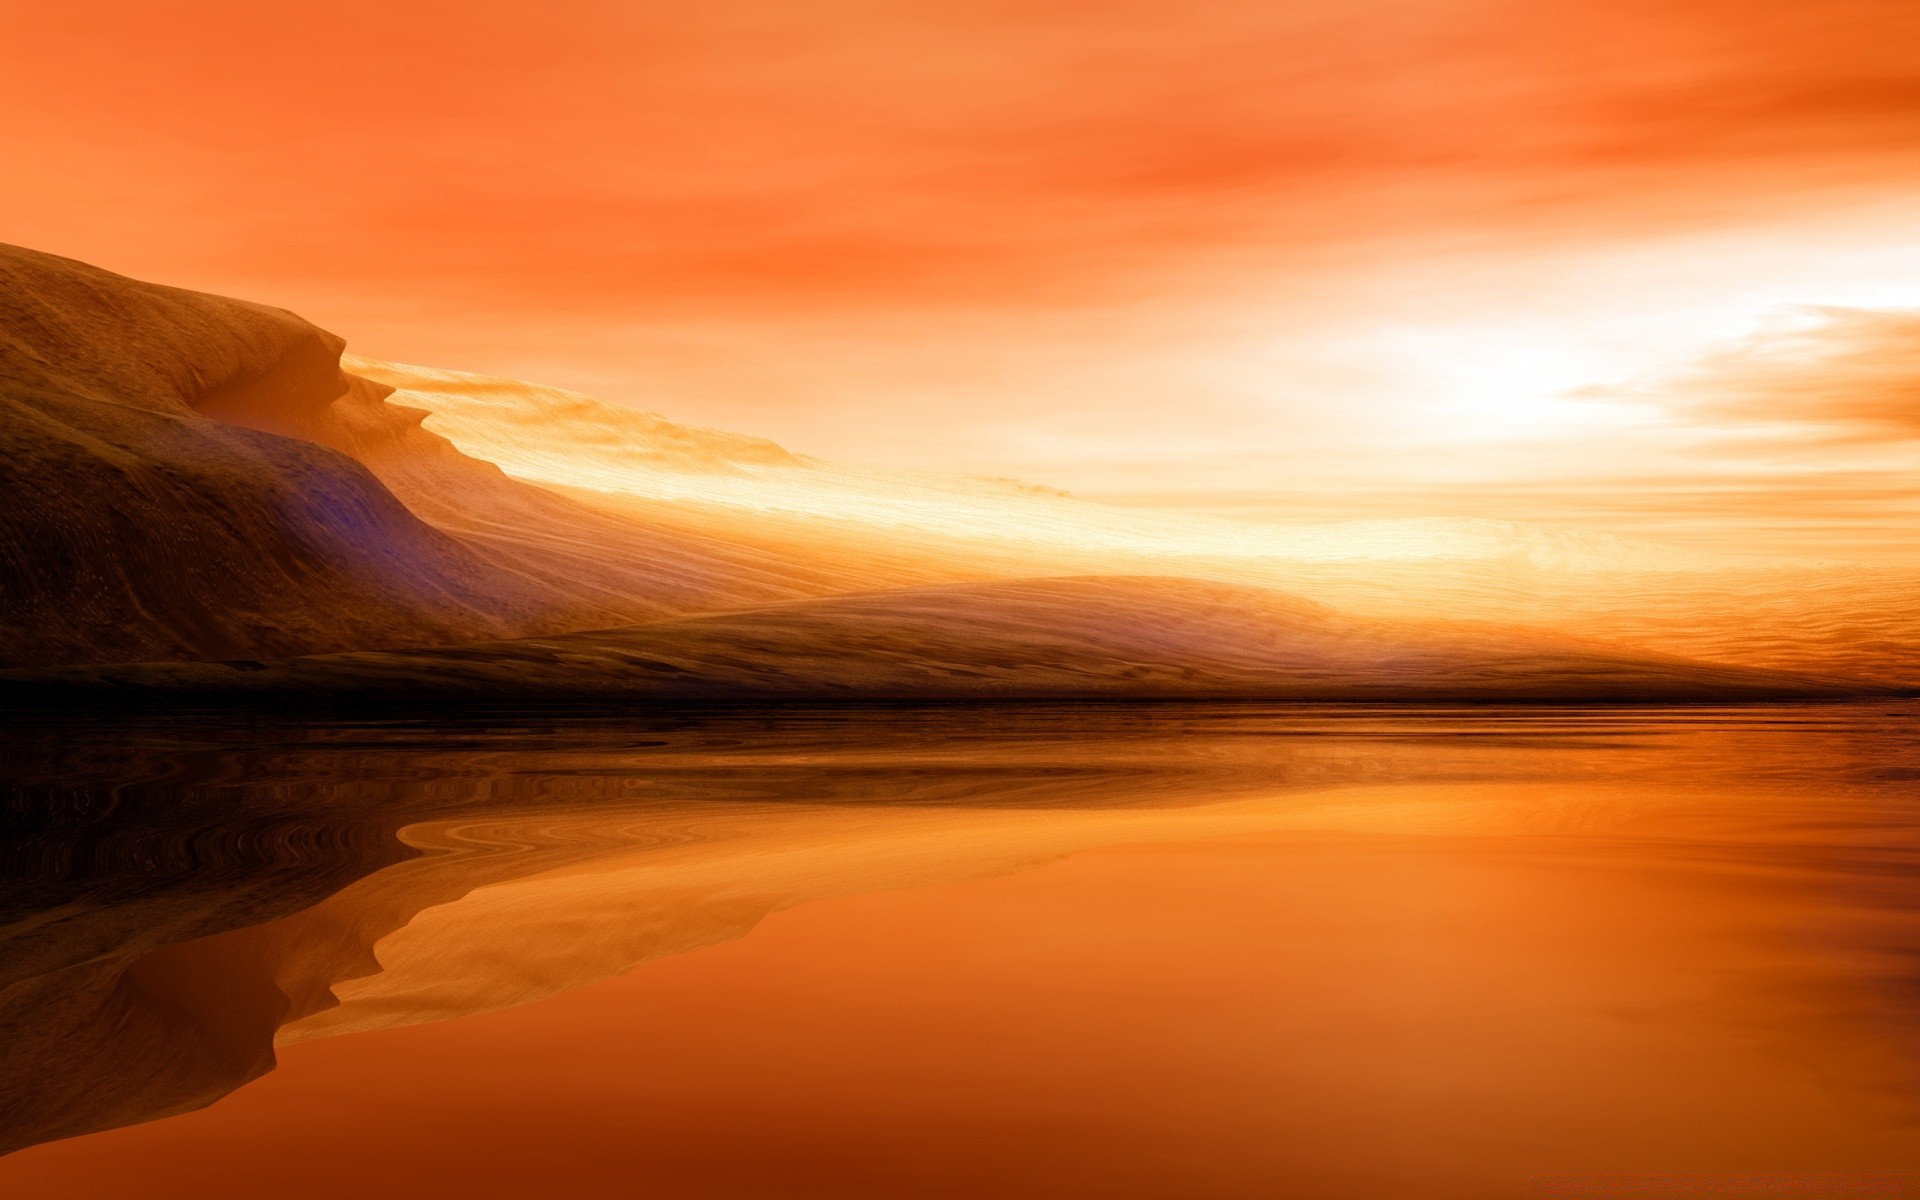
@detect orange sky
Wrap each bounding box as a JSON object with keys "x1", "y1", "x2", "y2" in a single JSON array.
[{"x1": 5, "y1": 0, "x2": 1920, "y2": 554}]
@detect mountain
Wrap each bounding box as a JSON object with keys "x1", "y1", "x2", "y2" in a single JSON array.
[
  {"x1": 0, "y1": 244, "x2": 984, "y2": 669},
  {"x1": 0, "y1": 244, "x2": 596, "y2": 668},
  {"x1": 0, "y1": 241, "x2": 1900, "y2": 697}
]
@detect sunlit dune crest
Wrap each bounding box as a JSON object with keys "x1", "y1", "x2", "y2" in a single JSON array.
[{"x1": 345, "y1": 356, "x2": 803, "y2": 473}]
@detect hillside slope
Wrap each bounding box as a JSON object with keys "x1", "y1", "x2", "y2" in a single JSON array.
[
  {"x1": 0, "y1": 246, "x2": 991, "y2": 668},
  {"x1": 0, "y1": 244, "x2": 578, "y2": 668},
  {"x1": 359, "y1": 356, "x2": 1920, "y2": 687},
  {"x1": 3, "y1": 577, "x2": 1861, "y2": 703}
]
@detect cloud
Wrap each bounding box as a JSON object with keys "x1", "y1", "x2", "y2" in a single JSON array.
[
  {"x1": 6, "y1": 0, "x2": 1920, "y2": 314},
  {"x1": 1669, "y1": 308, "x2": 1920, "y2": 441}
]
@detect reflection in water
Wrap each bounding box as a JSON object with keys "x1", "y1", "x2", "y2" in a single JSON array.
[{"x1": 2, "y1": 704, "x2": 1919, "y2": 1195}]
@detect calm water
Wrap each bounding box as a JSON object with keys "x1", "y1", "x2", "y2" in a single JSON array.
[{"x1": 2, "y1": 703, "x2": 1918, "y2": 1198}]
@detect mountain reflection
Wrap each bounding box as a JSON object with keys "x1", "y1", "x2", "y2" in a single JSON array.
[{"x1": 3, "y1": 703, "x2": 1918, "y2": 1161}]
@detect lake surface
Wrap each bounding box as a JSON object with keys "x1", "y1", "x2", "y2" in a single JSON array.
[{"x1": 2, "y1": 703, "x2": 1918, "y2": 1198}]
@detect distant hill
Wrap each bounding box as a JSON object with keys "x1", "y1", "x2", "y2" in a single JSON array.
[{"x1": 3, "y1": 577, "x2": 1862, "y2": 704}]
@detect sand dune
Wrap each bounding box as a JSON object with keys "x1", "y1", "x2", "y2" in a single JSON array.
[
  {"x1": 2, "y1": 576, "x2": 1860, "y2": 703},
  {"x1": 0, "y1": 245, "x2": 994, "y2": 669},
  {"x1": 357, "y1": 354, "x2": 1920, "y2": 685},
  {"x1": 0, "y1": 245, "x2": 571, "y2": 667},
  {"x1": 313, "y1": 366, "x2": 987, "y2": 621}
]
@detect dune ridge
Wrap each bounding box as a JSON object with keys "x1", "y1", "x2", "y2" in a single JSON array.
[
  {"x1": 0, "y1": 576, "x2": 1865, "y2": 704},
  {"x1": 357, "y1": 354, "x2": 1920, "y2": 686}
]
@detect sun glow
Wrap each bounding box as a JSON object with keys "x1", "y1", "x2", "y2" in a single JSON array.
[{"x1": 351, "y1": 355, "x2": 1711, "y2": 573}]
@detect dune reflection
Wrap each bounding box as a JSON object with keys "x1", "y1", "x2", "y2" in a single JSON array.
[
  {"x1": 3, "y1": 703, "x2": 1918, "y2": 1169},
  {"x1": 277, "y1": 780, "x2": 1618, "y2": 1044}
]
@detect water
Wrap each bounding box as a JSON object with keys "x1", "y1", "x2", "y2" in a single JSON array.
[{"x1": 2, "y1": 703, "x2": 1918, "y2": 1198}]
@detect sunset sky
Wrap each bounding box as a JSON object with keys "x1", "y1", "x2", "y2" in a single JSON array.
[{"x1": 6, "y1": 0, "x2": 1919, "y2": 557}]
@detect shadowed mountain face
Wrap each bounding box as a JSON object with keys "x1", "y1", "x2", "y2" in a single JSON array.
[
  {"x1": 1, "y1": 576, "x2": 1861, "y2": 704},
  {"x1": 0, "y1": 244, "x2": 565, "y2": 667},
  {"x1": 0, "y1": 244, "x2": 992, "y2": 669}
]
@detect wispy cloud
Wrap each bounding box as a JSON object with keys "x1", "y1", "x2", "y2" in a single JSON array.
[{"x1": 1664, "y1": 308, "x2": 1920, "y2": 443}]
